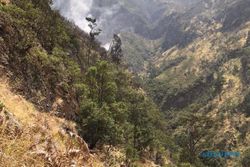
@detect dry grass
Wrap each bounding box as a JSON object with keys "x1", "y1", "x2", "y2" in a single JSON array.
[
  {"x1": 154, "y1": 21, "x2": 250, "y2": 90},
  {"x1": 0, "y1": 77, "x2": 162, "y2": 167},
  {"x1": 0, "y1": 125, "x2": 46, "y2": 166},
  {"x1": 0, "y1": 77, "x2": 104, "y2": 166},
  {"x1": 0, "y1": 0, "x2": 10, "y2": 5}
]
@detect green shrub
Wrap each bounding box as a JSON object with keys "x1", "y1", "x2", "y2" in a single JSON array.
[{"x1": 126, "y1": 145, "x2": 139, "y2": 161}]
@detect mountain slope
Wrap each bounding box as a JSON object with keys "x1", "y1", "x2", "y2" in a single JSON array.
[
  {"x1": 1, "y1": 0, "x2": 250, "y2": 166},
  {"x1": 0, "y1": 77, "x2": 104, "y2": 166},
  {"x1": 145, "y1": 1, "x2": 250, "y2": 166},
  {"x1": 148, "y1": 0, "x2": 250, "y2": 111},
  {"x1": 86, "y1": 0, "x2": 250, "y2": 166},
  {"x1": 0, "y1": 0, "x2": 170, "y2": 166}
]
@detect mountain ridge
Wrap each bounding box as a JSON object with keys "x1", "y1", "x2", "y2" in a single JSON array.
[{"x1": 1, "y1": 0, "x2": 250, "y2": 166}]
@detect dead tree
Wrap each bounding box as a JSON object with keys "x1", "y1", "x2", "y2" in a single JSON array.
[{"x1": 85, "y1": 16, "x2": 101, "y2": 40}]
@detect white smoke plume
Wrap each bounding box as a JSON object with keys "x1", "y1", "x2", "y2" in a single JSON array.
[
  {"x1": 51, "y1": 0, "x2": 93, "y2": 32},
  {"x1": 102, "y1": 42, "x2": 111, "y2": 51},
  {"x1": 51, "y1": 0, "x2": 123, "y2": 50}
]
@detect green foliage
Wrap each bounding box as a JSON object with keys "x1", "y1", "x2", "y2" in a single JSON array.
[
  {"x1": 8, "y1": 0, "x2": 70, "y2": 51},
  {"x1": 0, "y1": 0, "x2": 168, "y2": 163},
  {"x1": 77, "y1": 62, "x2": 126, "y2": 148},
  {"x1": 79, "y1": 101, "x2": 124, "y2": 148},
  {"x1": 170, "y1": 107, "x2": 216, "y2": 165},
  {"x1": 126, "y1": 145, "x2": 139, "y2": 161},
  {"x1": 22, "y1": 46, "x2": 81, "y2": 94},
  {"x1": 77, "y1": 61, "x2": 167, "y2": 159},
  {"x1": 85, "y1": 61, "x2": 117, "y2": 104},
  {"x1": 127, "y1": 91, "x2": 166, "y2": 154}
]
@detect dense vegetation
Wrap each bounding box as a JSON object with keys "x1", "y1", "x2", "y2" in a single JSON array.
[
  {"x1": 1, "y1": 0, "x2": 249, "y2": 166},
  {"x1": 144, "y1": 45, "x2": 250, "y2": 166},
  {"x1": 0, "y1": 0, "x2": 168, "y2": 165}
]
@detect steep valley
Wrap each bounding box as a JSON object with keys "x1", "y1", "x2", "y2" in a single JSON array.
[
  {"x1": 1, "y1": 0, "x2": 250, "y2": 167},
  {"x1": 85, "y1": 0, "x2": 250, "y2": 166}
]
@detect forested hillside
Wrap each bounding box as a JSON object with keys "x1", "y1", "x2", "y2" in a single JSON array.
[
  {"x1": 60, "y1": 0, "x2": 250, "y2": 166},
  {"x1": 0, "y1": 0, "x2": 169, "y2": 166},
  {"x1": 146, "y1": 1, "x2": 250, "y2": 166},
  {"x1": 0, "y1": 0, "x2": 250, "y2": 167}
]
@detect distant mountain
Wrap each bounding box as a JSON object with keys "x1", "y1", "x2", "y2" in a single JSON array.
[
  {"x1": 1, "y1": 0, "x2": 250, "y2": 166},
  {"x1": 88, "y1": 0, "x2": 250, "y2": 73},
  {"x1": 90, "y1": 2, "x2": 250, "y2": 166}
]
